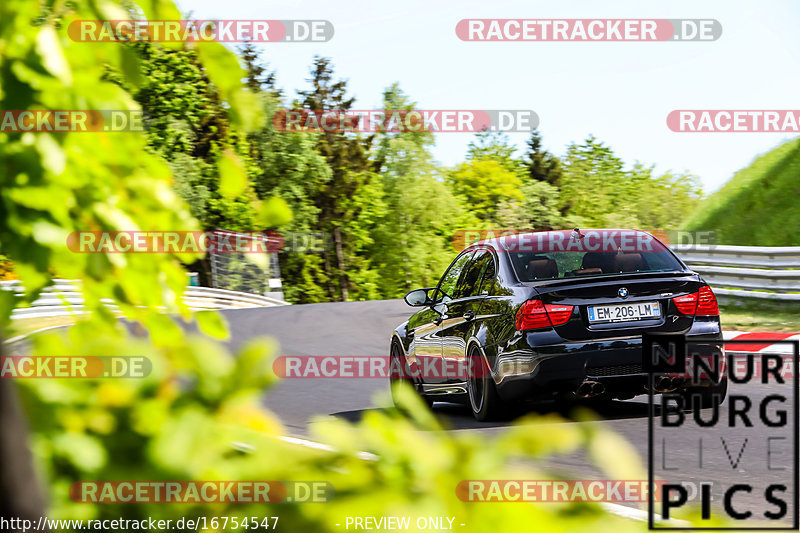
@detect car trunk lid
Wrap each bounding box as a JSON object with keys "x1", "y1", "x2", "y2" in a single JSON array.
[{"x1": 531, "y1": 272, "x2": 703, "y2": 340}]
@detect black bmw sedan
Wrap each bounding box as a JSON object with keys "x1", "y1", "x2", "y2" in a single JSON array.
[{"x1": 389, "y1": 229, "x2": 727, "y2": 421}]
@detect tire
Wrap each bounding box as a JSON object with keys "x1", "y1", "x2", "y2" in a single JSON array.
[
  {"x1": 466, "y1": 345, "x2": 507, "y2": 421},
  {"x1": 681, "y1": 378, "x2": 728, "y2": 409},
  {"x1": 390, "y1": 340, "x2": 433, "y2": 409}
]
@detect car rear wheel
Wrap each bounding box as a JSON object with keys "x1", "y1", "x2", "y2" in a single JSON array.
[
  {"x1": 681, "y1": 378, "x2": 728, "y2": 409},
  {"x1": 467, "y1": 345, "x2": 506, "y2": 421},
  {"x1": 390, "y1": 340, "x2": 433, "y2": 409}
]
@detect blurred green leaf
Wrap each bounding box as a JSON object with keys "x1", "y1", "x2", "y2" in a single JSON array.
[
  {"x1": 228, "y1": 87, "x2": 265, "y2": 132},
  {"x1": 257, "y1": 196, "x2": 292, "y2": 227},
  {"x1": 119, "y1": 46, "x2": 144, "y2": 88},
  {"x1": 52, "y1": 433, "x2": 107, "y2": 472},
  {"x1": 35, "y1": 26, "x2": 72, "y2": 85},
  {"x1": 136, "y1": 0, "x2": 181, "y2": 20},
  {"x1": 195, "y1": 310, "x2": 229, "y2": 340},
  {"x1": 196, "y1": 41, "x2": 244, "y2": 96},
  {"x1": 217, "y1": 150, "x2": 247, "y2": 199}
]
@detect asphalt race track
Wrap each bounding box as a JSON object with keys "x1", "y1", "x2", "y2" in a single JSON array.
[
  {"x1": 10, "y1": 299, "x2": 793, "y2": 521},
  {"x1": 219, "y1": 299, "x2": 797, "y2": 523},
  {"x1": 224, "y1": 299, "x2": 412, "y2": 435}
]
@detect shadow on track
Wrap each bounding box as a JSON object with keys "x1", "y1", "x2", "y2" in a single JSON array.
[{"x1": 333, "y1": 397, "x2": 658, "y2": 430}]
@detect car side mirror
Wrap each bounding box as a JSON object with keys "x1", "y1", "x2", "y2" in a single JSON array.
[{"x1": 404, "y1": 288, "x2": 433, "y2": 307}]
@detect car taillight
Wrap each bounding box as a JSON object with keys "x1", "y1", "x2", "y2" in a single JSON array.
[
  {"x1": 672, "y1": 293, "x2": 698, "y2": 315},
  {"x1": 546, "y1": 305, "x2": 574, "y2": 325},
  {"x1": 515, "y1": 299, "x2": 574, "y2": 330},
  {"x1": 697, "y1": 285, "x2": 719, "y2": 315},
  {"x1": 671, "y1": 286, "x2": 719, "y2": 316}
]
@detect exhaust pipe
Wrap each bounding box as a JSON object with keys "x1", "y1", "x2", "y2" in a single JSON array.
[
  {"x1": 653, "y1": 375, "x2": 676, "y2": 392},
  {"x1": 577, "y1": 380, "x2": 605, "y2": 398}
]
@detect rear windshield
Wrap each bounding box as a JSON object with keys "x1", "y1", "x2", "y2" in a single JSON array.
[{"x1": 500, "y1": 232, "x2": 685, "y2": 282}]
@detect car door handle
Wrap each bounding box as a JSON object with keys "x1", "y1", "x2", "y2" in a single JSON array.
[{"x1": 462, "y1": 311, "x2": 475, "y2": 321}]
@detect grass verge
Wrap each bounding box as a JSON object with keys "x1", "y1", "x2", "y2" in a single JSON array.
[{"x1": 720, "y1": 299, "x2": 800, "y2": 333}]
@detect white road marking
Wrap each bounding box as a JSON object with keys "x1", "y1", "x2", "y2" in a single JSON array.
[
  {"x1": 266, "y1": 435, "x2": 689, "y2": 525},
  {"x1": 601, "y1": 502, "x2": 690, "y2": 526},
  {"x1": 277, "y1": 435, "x2": 379, "y2": 461},
  {"x1": 3, "y1": 324, "x2": 72, "y2": 345}
]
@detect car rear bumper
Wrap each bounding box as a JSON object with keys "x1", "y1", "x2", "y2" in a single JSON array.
[{"x1": 494, "y1": 329, "x2": 723, "y2": 402}]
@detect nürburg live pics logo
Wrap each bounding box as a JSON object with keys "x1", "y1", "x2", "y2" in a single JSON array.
[{"x1": 645, "y1": 333, "x2": 799, "y2": 530}]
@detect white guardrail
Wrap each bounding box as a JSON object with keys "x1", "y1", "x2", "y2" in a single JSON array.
[
  {"x1": 672, "y1": 244, "x2": 800, "y2": 301},
  {"x1": 2, "y1": 279, "x2": 289, "y2": 320},
  {"x1": 4, "y1": 245, "x2": 798, "y2": 318}
]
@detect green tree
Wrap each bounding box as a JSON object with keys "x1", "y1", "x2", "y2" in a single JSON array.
[
  {"x1": 494, "y1": 180, "x2": 564, "y2": 231},
  {"x1": 559, "y1": 135, "x2": 627, "y2": 226},
  {"x1": 448, "y1": 159, "x2": 525, "y2": 224},
  {"x1": 452, "y1": 131, "x2": 564, "y2": 231},
  {"x1": 369, "y1": 84, "x2": 475, "y2": 295},
  {"x1": 239, "y1": 42, "x2": 278, "y2": 94},
  {"x1": 560, "y1": 136, "x2": 702, "y2": 230},
  {"x1": 297, "y1": 57, "x2": 376, "y2": 301},
  {"x1": 131, "y1": 43, "x2": 261, "y2": 232},
  {"x1": 466, "y1": 130, "x2": 524, "y2": 175},
  {"x1": 248, "y1": 91, "x2": 332, "y2": 303},
  {"x1": 525, "y1": 128, "x2": 563, "y2": 187},
  {"x1": 631, "y1": 165, "x2": 703, "y2": 230}
]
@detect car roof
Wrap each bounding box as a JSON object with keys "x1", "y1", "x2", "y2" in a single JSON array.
[{"x1": 473, "y1": 228, "x2": 653, "y2": 250}]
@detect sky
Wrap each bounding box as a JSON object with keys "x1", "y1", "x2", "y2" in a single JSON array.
[{"x1": 178, "y1": 0, "x2": 800, "y2": 193}]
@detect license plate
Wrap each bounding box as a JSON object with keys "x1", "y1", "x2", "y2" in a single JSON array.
[{"x1": 587, "y1": 301, "x2": 661, "y2": 323}]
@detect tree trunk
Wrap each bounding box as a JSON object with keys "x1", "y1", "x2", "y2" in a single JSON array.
[
  {"x1": 0, "y1": 338, "x2": 48, "y2": 532},
  {"x1": 322, "y1": 249, "x2": 336, "y2": 300},
  {"x1": 333, "y1": 226, "x2": 348, "y2": 301}
]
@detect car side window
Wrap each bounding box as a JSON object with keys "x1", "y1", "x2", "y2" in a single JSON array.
[
  {"x1": 477, "y1": 253, "x2": 497, "y2": 295},
  {"x1": 435, "y1": 251, "x2": 474, "y2": 302},
  {"x1": 454, "y1": 250, "x2": 490, "y2": 299}
]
